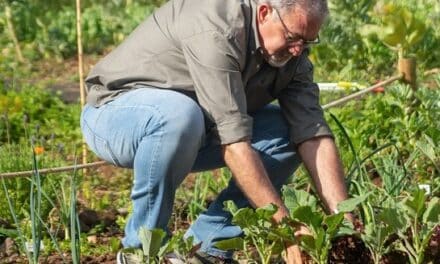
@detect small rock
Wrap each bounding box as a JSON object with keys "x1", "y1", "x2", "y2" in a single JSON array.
[
  {"x1": 79, "y1": 208, "x2": 100, "y2": 228},
  {"x1": 2, "y1": 238, "x2": 18, "y2": 256},
  {"x1": 87, "y1": 235, "x2": 98, "y2": 244}
]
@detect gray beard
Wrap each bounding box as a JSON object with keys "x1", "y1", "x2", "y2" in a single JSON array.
[{"x1": 264, "y1": 52, "x2": 293, "y2": 68}]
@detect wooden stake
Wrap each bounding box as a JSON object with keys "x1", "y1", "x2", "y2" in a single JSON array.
[
  {"x1": 323, "y1": 74, "x2": 403, "y2": 109},
  {"x1": 398, "y1": 57, "x2": 417, "y2": 90},
  {"x1": 75, "y1": 0, "x2": 88, "y2": 169},
  {"x1": 4, "y1": 2, "x2": 25, "y2": 63},
  {"x1": 0, "y1": 161, "x2": 109, "y2": 179}
]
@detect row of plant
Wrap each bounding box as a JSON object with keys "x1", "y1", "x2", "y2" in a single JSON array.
[{"x1": 1, "y1": 75, "x2": 438, "y2": 263}]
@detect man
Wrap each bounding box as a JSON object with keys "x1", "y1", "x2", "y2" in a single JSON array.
[{"x1": 80, "y1": 0, "x2": 352, "y2": 263}]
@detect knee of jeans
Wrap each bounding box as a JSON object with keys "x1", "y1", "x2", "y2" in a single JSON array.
[{"x1": 164, "y1": 100, "x2": 205, "y2": 147}]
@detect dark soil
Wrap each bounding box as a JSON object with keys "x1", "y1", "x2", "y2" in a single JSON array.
[
  {"x1": 0, "y1": 206, "x2": 122, "y2": 264},
  {"x1": 425, "y1": 225, "x2": 440, "y2": 264},
  {"x1": 328, "y1": 235, "x2": 372, "y2": 264},
  {"x1": 0, "y1": 236, "x2": 117, "y2": 264},
  {"x1": 380, "y1": 250, "x2": 409, "y2": 264}
]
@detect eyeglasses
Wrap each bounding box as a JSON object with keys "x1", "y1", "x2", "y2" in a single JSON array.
[{"x1": 274, "y1": 8, "x2": 320, "y2": 47}]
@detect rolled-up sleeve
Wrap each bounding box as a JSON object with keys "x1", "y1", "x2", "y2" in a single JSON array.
[
  {"x1": 181, "y1": 31, "x2": 252, "y2": 145},
  {"x1": 278, "y1": 55, "x2": 333, "y2": 145}
]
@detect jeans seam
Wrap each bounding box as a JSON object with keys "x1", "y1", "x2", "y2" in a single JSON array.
[
  {"x1": 96, "y1": 104, "x2": 165, "y2": 136},
  {"x1": 204, "y1": 219, "x2": 229, "y2": 250},
  {"x1": 252, "y1": 130, "x2": 280, "y2": 154},
  {"x1": 133, "y1": 104, "x2": 166, "y2": 227},
  {"x1": 82, "y1": 117, "x2": 121, "y2": 166}
]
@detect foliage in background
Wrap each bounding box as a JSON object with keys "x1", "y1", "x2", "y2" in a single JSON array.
[
  {"x1": 0, "y1": 0, "x2": 165, "y2": 62},
  {"x1": 326, "y1": 82, "x2": 440, "y2": 181},
  {"x1": 312, "y1": 0, "x2": 440, "y2": 81},
  {"x1": 0, "y1": 82, "x2": 81, "y2": 145},
  {"x1": 360, "y1": 0, "x2": 427, "y2": 59}
]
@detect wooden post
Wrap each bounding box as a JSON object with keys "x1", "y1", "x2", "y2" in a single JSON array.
[
  {"x1": 75, "y1": 0, "x2": 88, "y2": 168},
  {"x1": 322, "y1": 74, "x2": 403, "y2": 109},
  {"x1": 398, "y1": 57, "x2": 417, "y2": 90},
  {"x1": 4, "y1": 2, "x2": 25, "y2": 63}
]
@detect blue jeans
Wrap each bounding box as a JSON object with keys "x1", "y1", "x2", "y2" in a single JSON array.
[{"x1": 80, "y1": 88, "x2": 301, "y2": 258}]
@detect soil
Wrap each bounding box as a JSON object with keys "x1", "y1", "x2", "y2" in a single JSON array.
[
  {"x1": 380, "y1": 250, "x2": 409, "y2": 264},
  {"x1": 425, "y1": 225, "x2": 440, "y2": 264},
  {"x1": 0, "y1": 236, "x2": 117, "y2": 264},
  {"x1": 0, "y1": 206, "x2": 121, "y2": 264},
  {"x1": 328, "y1": 235, "x2": 372, "y2": 264}
]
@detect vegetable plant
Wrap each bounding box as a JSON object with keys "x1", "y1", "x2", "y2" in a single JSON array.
[{"x1": 216, "y1": 201, "x2": 295, "y2": 263}]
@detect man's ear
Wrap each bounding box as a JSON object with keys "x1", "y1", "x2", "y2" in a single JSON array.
[{"x1": 257, "y1": 4, "x2": 272, "y2": 24}]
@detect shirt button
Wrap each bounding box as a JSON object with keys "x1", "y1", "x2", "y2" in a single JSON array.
[{"x1": 256, "y1": 64, "x2": 260, "y2": 69}]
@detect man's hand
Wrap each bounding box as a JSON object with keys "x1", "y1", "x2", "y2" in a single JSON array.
[
  {"x1": 223, "y1": 141, "x2": 307, "y2": 263},
  {"x1": 284, "y1": 244, "x2": 303, "y2": 264},
  {"x1": 284, "y1": 224, "x2": 312, "y2": 264},
  {"x1": 222, "y1": 141, "x2": 290, "y2": 221}
]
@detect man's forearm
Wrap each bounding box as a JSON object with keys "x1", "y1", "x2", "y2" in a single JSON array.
[
  {"x1": 298, "y1": 136, "x2": 349, "y2": 213},
  {"x1": 222, "y1": 141, "x2": 289, "y2": 222}
]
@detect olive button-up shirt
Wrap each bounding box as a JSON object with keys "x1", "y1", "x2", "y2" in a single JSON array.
[{"x1": 85, "y1": 0, "x2": 332, "y2": 145}]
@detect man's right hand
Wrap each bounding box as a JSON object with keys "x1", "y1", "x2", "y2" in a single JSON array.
[
  {"x1": 222, "y1": 141, "x2": 288, "y2": 216},
  {"x1": 285, "y1": 244, "x2": 303, "y2": 264}
]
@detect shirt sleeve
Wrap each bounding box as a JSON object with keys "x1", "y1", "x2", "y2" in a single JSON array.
[
  {"x1": 181, "y1": 31, "x2": 252, "y2": 145},
  {"x1": 278, "y1": 53, "x2": 333, "y2": 145}
]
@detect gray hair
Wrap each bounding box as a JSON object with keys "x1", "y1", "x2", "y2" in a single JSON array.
[{"x1": 257, "y1": 0, "x2": 329, "y2": 19}]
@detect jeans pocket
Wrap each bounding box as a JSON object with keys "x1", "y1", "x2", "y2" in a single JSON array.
[{"x1": 81, "y1": 118, "x2": 120, "y2": 166}]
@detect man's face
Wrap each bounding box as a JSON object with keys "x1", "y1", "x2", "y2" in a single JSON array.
[{"x1": 257, "y1": 4, "x2": 322, "y2": 67}]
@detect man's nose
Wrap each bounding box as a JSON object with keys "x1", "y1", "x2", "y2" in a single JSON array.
[{"x1": 288, "y1": 44, "x2": 304, "y2": 57}]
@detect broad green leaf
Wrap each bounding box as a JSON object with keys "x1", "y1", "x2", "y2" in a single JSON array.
[
  {"x1": 138, "y1": 228, "x2": 166, "y2": 257},
  {"x1": 423, "y1": 197, "x2": 440, "y2": 224},
  {"x1": 314, "y1": 227, "x2": 325, "y2": 251},
  {"x1": 324, "y1": 213, "x2": 344, "y2": 234},
  {"x1": 267, "y1": 225, "x2": 295, "y2": 242},
  {"x1": 337, "y1": 193, "x2": 371, "y2": 213},
  {"x1": 300, "y1": 235, "x2": 316, "y2": 251},
  {"x1": 215, "y1": 237, "x2": 245, "y2": 251},
  {"x1": 378, "y1": 207, "x2": 406, "y2": 231},
  {"x1": 283, "y1": 187, "x2": 317, "y2": 211},
  {"x1": 380, "y1": 25, "x2": 405, "y2": 48},
  {"x1": 256, "y1": 203, "x2": 278, "y2": 221},
  {"x1": 231, "y1": 208, "x2": 257, "y2": 228},
  {"x1": 407, "y1": 20, "x2": 426, "y2": 46},
  {"x1": 291, "y1": 206, "x2": 323, "y2": 230},
  {"x1": 403, "y1": 188, "x2": 426, "y2": 218}
]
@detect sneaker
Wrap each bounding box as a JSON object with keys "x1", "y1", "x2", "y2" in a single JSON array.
[
  {"x1": 164, "y1": 252, "x2": 186, "y2": 264},
  {"x1": 116, "y1": 250, "x2": 143, "y2": 264},
  {"x1": 188, "y1": 251, "x2": 239, "y2": 264}
]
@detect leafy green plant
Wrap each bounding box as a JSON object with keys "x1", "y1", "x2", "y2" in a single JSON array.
[
  {"x1": 395, "y1": 189, "x2": 440, "y2": 264},
  {"x1": 361, "y1": 197, "x2": 406, "y2": 264},
  {"x1": 360, "y1": 0, "x2": 427, "y2": 58},
  {"x1": 287, "y1": 188, "x2": 366, "y2": 264},
  {"x1": 135, "y1": 228, "x2": 197, "y2": 263},
  {"x1": 217, "y1": 201, "x2": 295, "y2": 263}
]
